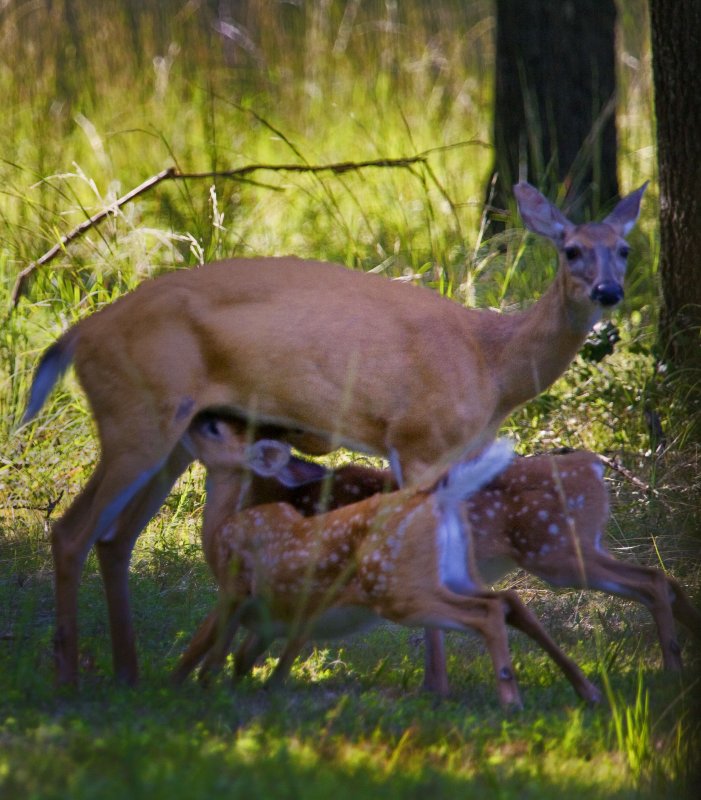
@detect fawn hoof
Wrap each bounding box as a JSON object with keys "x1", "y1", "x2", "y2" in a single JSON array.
[{"x1": 497, "y1": 666, "x2": 523, "y2": 711}]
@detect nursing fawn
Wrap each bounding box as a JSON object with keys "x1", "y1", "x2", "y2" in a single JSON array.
[
  {"x1": 181, "y1": 421, "x2": 700, "y2": 687},
  {"x1": 173, "y1": 415, "x2": 602, "y2": 709}
]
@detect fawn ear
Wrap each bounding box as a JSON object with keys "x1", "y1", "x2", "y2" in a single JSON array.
[
  {"x1": 246, "y1": 439, "x2": 292, "y2": 477},
  {"x1": 513, "y1": 182, "x2": 573, "y2": 243},
  {"x1": 276, "y1": 456, "x2": 329, "y2": 488},
  {"x1": 602, "y1": 182, "x2": 648, "y2": 236}
]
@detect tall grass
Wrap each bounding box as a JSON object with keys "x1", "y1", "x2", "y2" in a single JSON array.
[{"x1": 1, "y1": 1, "x2": 699, "y2": 798}]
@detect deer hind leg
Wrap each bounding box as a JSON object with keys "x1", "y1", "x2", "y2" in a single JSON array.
[
  {"x1": 96, "y1": 443, "x2": 193, "y2": 685},
  {"x1": 387, "y1": 450, "x2": 450, "y2": 696},
  {"x1": 52, "y1": 463, "x2": 107, "y2": 686},
  {"x1": 532, "y1": 551, "x2": 689, "y2": 670},
  {"x1": 585, "y1": 556, "x2": 696, "y2": 671},
  {"x1": 498, "y1": 589, "x2": 602, "y2": 704},
  {"x1": 53, "y1": 451, "x2": 168, "y2": 686},
  {"x1": 423, "y1": 629, "x2": 449, "y2": 695}
]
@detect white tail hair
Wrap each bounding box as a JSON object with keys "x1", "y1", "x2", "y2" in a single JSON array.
[{"x1": 437, "y1": 439, "x2": 515, "y2": 506}]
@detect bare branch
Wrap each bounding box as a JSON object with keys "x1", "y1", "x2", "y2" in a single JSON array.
[
  {"x1": 598, "y1": 454, "x2": 659, "y2": 498},
  {"x1": 10, "y1": 155, "x2": 429, "y2": 308}
]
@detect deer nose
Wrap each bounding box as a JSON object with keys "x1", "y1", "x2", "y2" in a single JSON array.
[{"x1": 591, "y1": 282, "x2": 624, "y2": 307}]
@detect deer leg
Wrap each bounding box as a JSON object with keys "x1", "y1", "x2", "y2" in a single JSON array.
[
  {"x1": 394, "y1": 449, "x2": 451, "y2": 696},
  {"x1": 173, "y1": 610, "x2": 219, "y2": 685},
  {"x1": 584, "y1": 557, "x2": 687, "y2": 671},
  {"x1": 423, "y1": 629, "x2": 449, "y2": 695},
  {"x1": 96, "y1": 444, "x2": 192, "y2": 684},
  {"x1": 234, "y1": 631, "x2": 271, "y2": 680},
  {"x1": 51, "y1": 463, "x2": 106, "y2": 686},
  {"x1": 197, "y1": 595, "x2": 246, "y2": 684},
  {"x1": 531, "y1": 552, "x2": 693, "y2": 671},
  {"x1": 455, "y1": 593, "x2": 523, "y2": 710},
  {"x1": 418, "y1": 589, "x2": 523, "y2": 709},
  {"x1": 498, "y1": 589, "x2": 602, "y2": 704},
  {"x1": 267, "y1": 634, "x2": 308, "y2": 688}
]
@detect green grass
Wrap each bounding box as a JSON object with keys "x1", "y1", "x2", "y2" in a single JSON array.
[{"x1": 1, "y1": 1, "x2": 700, "y2": 798}]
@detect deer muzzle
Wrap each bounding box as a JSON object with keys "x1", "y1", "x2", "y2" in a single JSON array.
[{"x1": 590, "y1": 281, "x2": 624, "y2": 307}]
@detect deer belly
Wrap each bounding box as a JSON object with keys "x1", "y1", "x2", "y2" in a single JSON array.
[{"x1": 309, "y1": 606, "x2": 381, "y2": 638}]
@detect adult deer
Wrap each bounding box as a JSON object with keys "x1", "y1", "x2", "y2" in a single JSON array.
[
  {"x1": 22, "y1": 181, "x2": 647, "y2": 687},
  {"x1": 173, "y1": 416, "x2": 601, "y2": 709},
  {"x1": 191, "y1": 426, "x2": 698, "y2": 679}
]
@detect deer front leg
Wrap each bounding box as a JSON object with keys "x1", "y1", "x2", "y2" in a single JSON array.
[
  {"x1": 266, "y1": 633, "x2": 309, "y2": 689},
  {"x1": 197, "y1": 595, "x2": 246, "y2": 684},
  {"x1": 498, "y1": 589, "x2": 602, "y2": 704},
  {"x1": 173, "y1": 610, "x2": 218, "y2": 685},
  {"x1": 427, "y1": 589, "x2": 523, "y2": 709},
  {"x1": 234, "y1": 631, "x2": 271, "y2": 680}
]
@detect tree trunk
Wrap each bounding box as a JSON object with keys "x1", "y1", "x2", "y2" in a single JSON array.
[
  {"x1": 650, "y1": 0, "x2": 701, "y2": 375},
  {"x1": 490, "y1": 0, "x2": 618, "y2": 221}
]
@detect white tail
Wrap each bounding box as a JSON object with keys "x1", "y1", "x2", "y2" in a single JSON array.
[
  {"x1": 216, "y1": 443, "x2": 701, "y2": 676},
  {"x1": 22, "y1": 181, "x2": 647, "y2": 686},
  {"x1": 173, "y1": 417, "x2": 602, "y2": 709}
]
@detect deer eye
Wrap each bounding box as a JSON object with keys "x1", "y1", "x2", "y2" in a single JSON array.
[
  {"x1": 564, "y1": 245, "x2": 582, "y2": 262},
  {"x1": 617, "y1": 244, "x2": 630, "y2": 259}
]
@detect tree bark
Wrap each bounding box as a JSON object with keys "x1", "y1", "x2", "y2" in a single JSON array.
[
  {"x1": 650, "y1": 0, "x2": 701, "y2": 374},
  {"x1": 490, "y1": 0, "x2": 618, "y2": 221}
]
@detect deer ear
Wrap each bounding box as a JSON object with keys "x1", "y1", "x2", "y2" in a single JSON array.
[
  {"x1": 276, "y1": 456, "x2": 329, "y2": 488},
  {"x1": 246, "y1": 439, "x2": 292, "y2": 477},
  {"x1": 602, "y1": 181, "x2": 648, "y2": 237},
  {"x1": 513, "y1": 182, "x2": 572, "y2": 242}
]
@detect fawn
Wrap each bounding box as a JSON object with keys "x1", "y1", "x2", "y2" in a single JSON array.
[
  {"x1": 173, "y1": 415, "x2": 603, "y2": 708},
  {"x1": 178, "y1": 416, "x2": 700, "y2": 693}
]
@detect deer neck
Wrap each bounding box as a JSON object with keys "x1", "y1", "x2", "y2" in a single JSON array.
[
  {"x1": 487, "y1": 273, "x2": 601, "y2": 414},
  {"x1": 201, "y1": 472, "x2": 250, "y2": 554}
]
